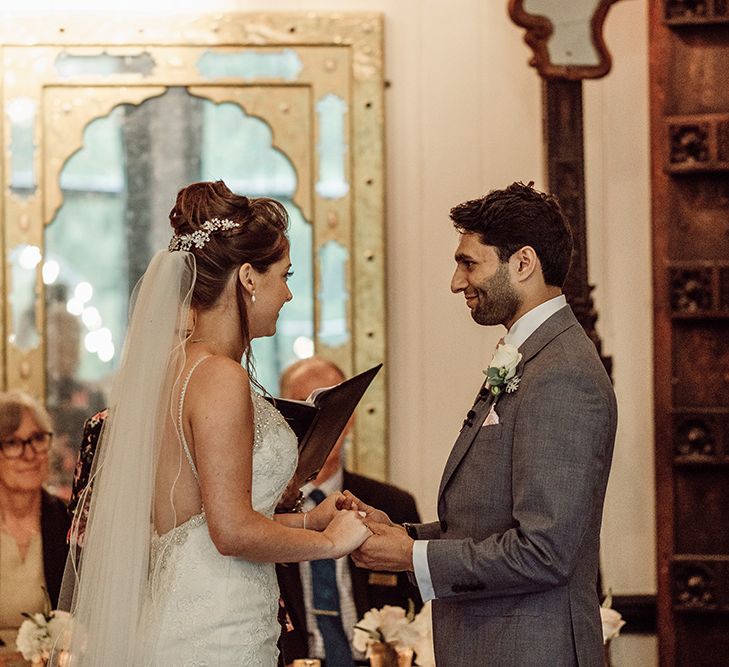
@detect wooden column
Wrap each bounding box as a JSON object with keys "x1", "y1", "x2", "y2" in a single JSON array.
[{"x1": 542, "y1": 78, "x2": 612, "y2": 377}]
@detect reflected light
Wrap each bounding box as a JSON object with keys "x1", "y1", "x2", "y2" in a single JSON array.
[
  {"x1": 84, "y1": 327, "x2": 112, "y2": 354},
  {"x1": 81, "y1": 306, "x2": 102, "y2": 330},
  {"x1": 42, "y1": 260, "x2": 60, "y2": 285},
  {"x1": 18, "y1": 244, "x2": 42, "y2": 270},
  {"x1": 98, "y1": 341, "x2": 115, "y2": 363},
  {"x1": 66, "y1": 298, "x2": 84, "y2": 316},
  {"x1": 293, "y1": 335, "x2": 314, "y2": 359},
  {"x1": 74, "y1": 281, "x2": 93, "y2": 303},
  {"x1": 6, "y1": 97, "x2": 37, "y2": 125}
]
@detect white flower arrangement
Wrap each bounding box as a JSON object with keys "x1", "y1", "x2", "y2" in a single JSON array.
[
  {"x1": 483, "y1": 343, "x2": 522, "y2": 397},
  {"x1": 600, "y1": 591, "x2": 626, "y2": 644},
  {"x1": 353, "y1": 602, "x2": 434, "y2": 666},
  {"x1": 15, "y1": 608, "x2": 72, "y2": 664}
]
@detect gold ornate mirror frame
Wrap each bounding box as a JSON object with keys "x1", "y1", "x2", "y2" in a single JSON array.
[{"x1": 0, "y1": 12, "x2": 387, "y2": 479}]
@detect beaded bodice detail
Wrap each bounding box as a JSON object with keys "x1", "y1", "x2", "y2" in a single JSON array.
[{"x1": 145, "y1": 365, "x2": 298, "y2": 666}]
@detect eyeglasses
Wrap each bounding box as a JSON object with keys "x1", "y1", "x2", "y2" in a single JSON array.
[{"x1": 0, "y1": 431, "x2": 53, "y2": 459}]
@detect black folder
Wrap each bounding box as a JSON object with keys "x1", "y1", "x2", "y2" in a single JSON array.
[{"x1": 264, "y1": 363, "x2": 382, "y2": 484}]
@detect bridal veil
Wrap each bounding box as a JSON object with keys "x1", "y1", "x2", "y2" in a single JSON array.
[{"x1": 57, "y1": 249, "x2": 195, "y2": 665}]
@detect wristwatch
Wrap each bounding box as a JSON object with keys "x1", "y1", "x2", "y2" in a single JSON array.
[{"x1": 402, "y1": 522, "x2": 418, "y2": 540}]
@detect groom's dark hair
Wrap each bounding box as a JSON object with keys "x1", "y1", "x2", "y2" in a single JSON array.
[{"x1": 450, "y1": 181, "x2": 573, "y2": 288}]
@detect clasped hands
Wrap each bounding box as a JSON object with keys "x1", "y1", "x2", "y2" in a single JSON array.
[{"x1": 334, "y1": 490, "x2": 415, "y2": 572}]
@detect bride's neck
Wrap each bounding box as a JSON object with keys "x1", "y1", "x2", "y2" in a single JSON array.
[{"x1": 189, "y1": 309, "x2": 246, "y2": 361}]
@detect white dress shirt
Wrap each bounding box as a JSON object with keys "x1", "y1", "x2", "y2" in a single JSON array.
[{"x1": 412, "y1": 294, "x2": 568, "y2": 601}]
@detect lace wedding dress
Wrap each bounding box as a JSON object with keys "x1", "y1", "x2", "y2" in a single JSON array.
[{"x1": 145, "y1": 361, "x2": 298, "y2": 666}]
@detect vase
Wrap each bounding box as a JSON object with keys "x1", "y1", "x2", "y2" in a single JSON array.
[{"x1": 368, "y1": 642, "x2": 414, "y2": 667}]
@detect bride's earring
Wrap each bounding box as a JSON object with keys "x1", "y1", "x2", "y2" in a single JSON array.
[{"x1": 251, "y1": 291, "x2": 256, "y2": 304}]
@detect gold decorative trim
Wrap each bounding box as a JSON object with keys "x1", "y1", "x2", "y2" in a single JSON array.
[
  {"x1": 43, "y1": 86, "x2": 168, "y2": 224},
  {"x1": 0, "y1": 12, "x2": 387, "y2": 479}
]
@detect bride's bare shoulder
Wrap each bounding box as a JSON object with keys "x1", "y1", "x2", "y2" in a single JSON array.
[{"x1": 185, "y1": 355, "x2": 252, "y2": 405}]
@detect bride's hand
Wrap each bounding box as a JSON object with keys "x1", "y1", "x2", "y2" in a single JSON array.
[
  {"x1": 304, "y1": 491, "x2": 345, "y2": 531},
  {"x1": 323, "y1": 510, "x2": 372, "y2": 558},
  {"x1": 338, "y1": 490, "x2": 394, "y2": 527}
]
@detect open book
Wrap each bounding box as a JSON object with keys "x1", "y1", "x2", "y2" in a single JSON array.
[{"x1": 264, "y1": 363, "x2": 382, "y2": 485}]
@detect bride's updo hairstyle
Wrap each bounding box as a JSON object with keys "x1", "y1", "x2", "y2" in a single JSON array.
[{"x1": 169, "y1": 180, "x2": 289, "y2": 357}]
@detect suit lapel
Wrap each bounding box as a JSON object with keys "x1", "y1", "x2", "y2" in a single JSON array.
[
  {"x1": 437, "y1": 384, "x2": 495, "y2": 504},
  {"x1": 437, "y1": 305, "x2": 578, "y2": 509}
]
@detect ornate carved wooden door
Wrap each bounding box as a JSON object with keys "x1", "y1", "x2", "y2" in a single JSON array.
[{"x1": 650, "y1": 2, "x2": 729, "y2": 665}]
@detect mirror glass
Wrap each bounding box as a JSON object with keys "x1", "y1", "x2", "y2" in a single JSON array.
[
  {"x1": 55, "y1": 52, "x2": 156, "y2": 78},
  {"x1": 523, "y1": 0, "x2": 602, "y2": 66},
  {"x1": 197, "y1": 48, "x2": 303, "y2": 80},
  {"x1": 316, "y1": 94, "x2": 349, "y2": 199},
  {"x1": 7, "y1": 97, "x2": 37, "y2": 197},
  {"x1": 8, "y1": 244, "x2": 42, "y2": 352},
  {"x1": 44, "y1": 86, "x2": 316, "y2": 496}
]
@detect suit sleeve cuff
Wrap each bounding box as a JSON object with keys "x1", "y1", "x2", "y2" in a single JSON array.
[{"x1": 412, "y1": 540, "x2": 436, "y2": 602}]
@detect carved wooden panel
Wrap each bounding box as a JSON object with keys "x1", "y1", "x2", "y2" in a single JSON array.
[
  {"x1": 672, "y1": 412, "x2": 725, "y2": 461},
  {"x1": 671, "y1": 558, "x2": 727, "y2": 610},
  {"x1": 651, "y1": 2, "x2": 729, "y2": 664},
  {"x1": 675, "y1": 471, "x2": 729, "y2": 552},
  {"x1": 669, "y1": 263, "x2": 729, "y2": 316},
  {"x1": 542, "y1": 80, "x2": 612, "y2": 376},
  {"x1": 671, "y1": 557, "x2": 729, "y2": 664},
  {"x1": 665, "y1": 0, "x2": 729, "y2": 24},
  {"x1": 675, "y1": 615, "x2": 729, "y2": 667},
  {"x1": 672, "y1": 324, "x2": 729, "y2": 407},
  {"x1": 666, "y1": 114, "x2": 729, "y2": 173},
  {"x1": 667, "y1": 177, "x2": 729, "y2": 261}
]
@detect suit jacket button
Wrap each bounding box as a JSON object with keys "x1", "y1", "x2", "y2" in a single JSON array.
[
  {"x1": 440, "y1": 520, "x2": 448, "y2": 533},
  {"x1": 452, "y1": 584, "x2": 461, "y2": 592}
]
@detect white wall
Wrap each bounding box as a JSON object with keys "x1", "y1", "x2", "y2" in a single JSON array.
[{"x1": 4, "y1": 1, "x2": 656, "y2": 662}]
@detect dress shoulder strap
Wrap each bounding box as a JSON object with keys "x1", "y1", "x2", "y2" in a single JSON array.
[{"x1": 176, "y1": 355, "x2": 211, "y2": 483}]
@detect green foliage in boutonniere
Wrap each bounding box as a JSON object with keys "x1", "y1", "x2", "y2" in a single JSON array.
[{"x1": 483, "y1": 342, "x2": 523, "y2": 397}]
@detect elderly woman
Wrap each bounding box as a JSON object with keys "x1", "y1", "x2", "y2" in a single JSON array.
[{"x1": 0, "y1": 392, "x2": 70, "y2": 648}]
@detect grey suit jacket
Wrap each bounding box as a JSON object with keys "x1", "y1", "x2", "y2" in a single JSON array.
[{"x1": 415, "y1": 305, "x2": 616, "y2": 667}]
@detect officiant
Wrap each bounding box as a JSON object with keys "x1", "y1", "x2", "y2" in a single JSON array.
[{"x1": 276, "y1": 356, "x2": 422, "y2": 667}]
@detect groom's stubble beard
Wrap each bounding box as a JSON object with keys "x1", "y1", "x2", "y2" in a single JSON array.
[{"x1": 470, "y1": 261, "x2": 521, "y2": 327}]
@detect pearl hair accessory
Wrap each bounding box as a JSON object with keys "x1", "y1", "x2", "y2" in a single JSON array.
[{"x1": 168, "y1": 217, "x2": 241, "y2": 252}]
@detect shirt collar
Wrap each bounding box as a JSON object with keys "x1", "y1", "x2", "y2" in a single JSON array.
[
  {"x1": 503, "y1": 294, "x2": 567, "y2": 350},
  {"x1": 301, "y1": 465, "x2": 344, "y2": 502}
]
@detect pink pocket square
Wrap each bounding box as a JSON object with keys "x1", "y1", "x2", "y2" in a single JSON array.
[{"x1": 482, "y1": 405, "x2": 500, "y2": 426}]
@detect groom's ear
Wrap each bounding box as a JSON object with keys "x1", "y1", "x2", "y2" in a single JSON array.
[{"x1": 510, "y1": 246, "x2": 539, "y2": 283}]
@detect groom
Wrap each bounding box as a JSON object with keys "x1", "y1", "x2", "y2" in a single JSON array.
[{"x1": 350, "y1": 182, "x2": 617, "y2": 666}]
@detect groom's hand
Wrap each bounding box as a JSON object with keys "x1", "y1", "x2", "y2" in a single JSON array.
[
  {"x1": 351, "y1": 520, "x2": 414, "y2": 572},
  {"x1": 338, "y1": 490, "x2": 394, "y2": 527}
]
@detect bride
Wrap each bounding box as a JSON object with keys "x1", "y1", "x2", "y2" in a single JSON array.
[{"x1": 59, "y1": 181, "x2": 370, "y2": 666}]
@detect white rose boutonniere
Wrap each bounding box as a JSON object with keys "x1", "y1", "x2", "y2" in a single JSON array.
[{"x1": 484, "y1": 343, "x2": 522, "y2": 397}]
